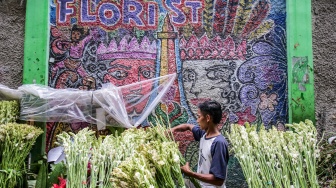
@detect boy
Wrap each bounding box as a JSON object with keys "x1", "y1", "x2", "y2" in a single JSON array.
[{"x1": 171, "y1": 100, "x2": 229, "y2": 188}]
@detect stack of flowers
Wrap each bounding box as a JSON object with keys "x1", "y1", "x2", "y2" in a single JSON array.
[
  {"x1": 0, "y1": 123, "x2": 43, "y2": 188},
  {"x1": 56, "y1": 128, "x2": 96, "y2": 188},
  {"x1": 110, "y1": 152, "x2": 157, "y2": 188},
  {"x1": 56, "y1": 121, "x2": 195, "y2": 188},
  {"x1": 227, "y1": 119, "x2": 319, "y2": 188},
  {"x1": 109, "y1": 125, "x2": 184, "y2": 188}
]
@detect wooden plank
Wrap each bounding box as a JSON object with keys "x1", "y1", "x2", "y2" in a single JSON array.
[
  {"x1": 287, "y1": 0, "x2": 315, "y2": 124},
  {"x1": 23, "y1": 0, "x2": 50, "y2": 161}
]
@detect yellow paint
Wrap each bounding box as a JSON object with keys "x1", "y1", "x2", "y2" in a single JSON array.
[{"x1": 160, "y1": 39, "x2": 168, "y2": 76}]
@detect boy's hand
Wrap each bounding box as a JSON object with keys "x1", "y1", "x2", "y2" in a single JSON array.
[{"x1": 181, "y1": 162, "x2": 192, "y2": 174}]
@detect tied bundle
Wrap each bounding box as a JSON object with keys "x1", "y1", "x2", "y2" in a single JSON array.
[
  {"x1": 0, "y1": 123, "x2": 43, "y2": 188},
  {"x1": 110, "y1": 126, "x2": 185, "y2": 188},
  {"x1": 56, "y1": 121, "x2": 201, "y2": 188}
]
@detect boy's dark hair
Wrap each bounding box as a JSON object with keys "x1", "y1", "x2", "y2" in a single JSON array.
[{"x1": 198, "y1": 100, "x2": 222, "y2": 124}]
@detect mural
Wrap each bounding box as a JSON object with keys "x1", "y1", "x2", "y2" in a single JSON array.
[{"x1": 46, "y1": 0, "x2": 287, "y2": 158}]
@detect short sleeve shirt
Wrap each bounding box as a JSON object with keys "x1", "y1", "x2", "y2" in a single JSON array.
[{"x1": 192, "y1": 126, "x2": 229, "y2": 188}]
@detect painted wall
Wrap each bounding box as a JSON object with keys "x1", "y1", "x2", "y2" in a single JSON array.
[
  {"x1": 1, "y1": 0, "x2": 336, "y2": 186},
  {"x1": 43, "y1": 3, "x2": 287, "y2": 184},
  {"x1": 46, "y1": 0, "x2": 287, "y2": 150},
  {"x1": 1, "y1": 0, "x2": 288, "y2": 153},
  {"x1": 10, "y1": 2, "x2": 336, "y2": 135}
]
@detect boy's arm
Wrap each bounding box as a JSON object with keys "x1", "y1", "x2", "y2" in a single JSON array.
[
  {"x1": 170, "y1": 123, "x2": 194, "y2": 132},
  {"x1": 181, "y1": 162, "x2": 224, "y2": 186}
]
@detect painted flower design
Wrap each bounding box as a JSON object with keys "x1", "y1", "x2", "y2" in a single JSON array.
[
  {"x1": 261, "y1": 64, "x2": 284, "y2": 83},
  {"x1": 259, "y1": 93, "x2": 278, "y2": 111},
  {"x1": 238, "y1": 26, "x2": 287, "y2": 126},
  {"x1": 236, "y1": 107, "x2": 257, "y2": 125}
]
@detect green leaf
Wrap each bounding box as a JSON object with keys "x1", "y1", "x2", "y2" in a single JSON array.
[
  {"x1": 35, "y1": 161, "x2": 47, "y2": 188},
  {"x1": 47, "y1": 162, "x2": 67, "y2": 188}
]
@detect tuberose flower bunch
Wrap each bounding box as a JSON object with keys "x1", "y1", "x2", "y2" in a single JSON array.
[
  {"x1": 0, "y1": 123, "x2": 43, "y2": 188},
  {"x1": 56, "y1": 128, "x2": 96, "y2": 188},
  {"x1": 56, "y1": 120, "x2": 191, "y2": 188},
  {"x1": 227, "y1": 120, "x2": 319, "y2": 188}
]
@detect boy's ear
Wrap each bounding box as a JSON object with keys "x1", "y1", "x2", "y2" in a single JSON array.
[{"x1": 206, "y1": 114, "x2": 211, "y2": 122}]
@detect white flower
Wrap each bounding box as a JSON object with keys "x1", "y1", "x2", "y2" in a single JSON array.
[
  {"x1": 120, "y1": 181, "x2": 128, "y2": 187},
  {"x1": 25, "y1": 132, "x2": 35, "y2": 140},
  {"x1": 134, "y1": 172, "x2": 141, "y2": 180},
  {"x1": 241, "y1": 131, "x2": 248, "y2": 141},
  {"x1": 291, "y1": 153, "x2": 299, "y2": 159},
  {"x1": 173, "y1": 153, "x2": 180, "y2": 163}
]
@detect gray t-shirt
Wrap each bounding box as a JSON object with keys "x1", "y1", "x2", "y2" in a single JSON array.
[{"x1": 192, "y1": 126, "x2": 229, "y2": 188}]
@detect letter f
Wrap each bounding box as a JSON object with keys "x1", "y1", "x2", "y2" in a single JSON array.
[{"x1": 57, "y1": 0, "x2": 75, "y2": 23}]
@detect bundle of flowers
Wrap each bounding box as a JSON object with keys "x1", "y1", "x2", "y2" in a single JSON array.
[
  {"x1": 108, "y1": 125, "x2": 186, "y2": 188},
  {"x1": 56, "y1": 122, "x2": 194, "y2": 188},
  {"x1": 0, "y1": 123, "x2": 43, "y2": 188},
  {"x1": 227, "y1": 120, "x2": 319, "y2": 188},
  {"x1": 110, "y1": 152, "x2": 157, "y2": 188},
  {"x1": 0, "y1": 100, "x2": 19, "y2": 124},
  {"x1": 56, "y1": 128, "x2": 96, "y2": 188}
]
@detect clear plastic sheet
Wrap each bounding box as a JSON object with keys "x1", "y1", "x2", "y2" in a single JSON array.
[
  {"x1": 0, "y1": 84, "x2": 23, "y2": 100},
  {"x1": 19, "y1": 85, "x2": 95, "y2": 123},
  {"x1": 19, "y1": 74, "x2": 176, "y2": 128}
]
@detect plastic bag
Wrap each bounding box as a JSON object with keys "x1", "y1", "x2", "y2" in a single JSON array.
[
  {"x1": 19, "y1": 84, "x2": 95, "y2": 123},
  {"x1": 0, "y1": 84, "x2": 23, "y2": 100},
  {"x1": 19, "y1": 74, "x2": 176, "y2": 128}
]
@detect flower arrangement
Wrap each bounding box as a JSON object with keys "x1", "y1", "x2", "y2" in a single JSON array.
[
  {"x1": 56, "y1": 128, "x2": 96, "y2": 188},
  {"x1": 110, "y1": 126, "x2": 184, "y2": 188},
  {"x1": 55, "y1": 120, "x2": 199, "y2": 188},
  {"x1": 0, "y1": 123, "x2": 43, "y2": 188},
  {"x1": 227, "y1": 120, "x2": 319, "y2": 188}
]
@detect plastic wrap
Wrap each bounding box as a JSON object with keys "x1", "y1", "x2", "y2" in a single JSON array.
[
  {"x1": 0, "y1": 84, "x2": 23, "y2": 100},
  {"x1": 19, "y1": 74, "x2": 176, "y2": 128},
  {"x1": 92, "y1": 83, "x2": 130, "y2": 128},
  {"x1": 19, "y1": 85, "x2": 95, "y2": 123},
  {"x1": 106, "y1": 73, "x2": 175, "y2": 127}
]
